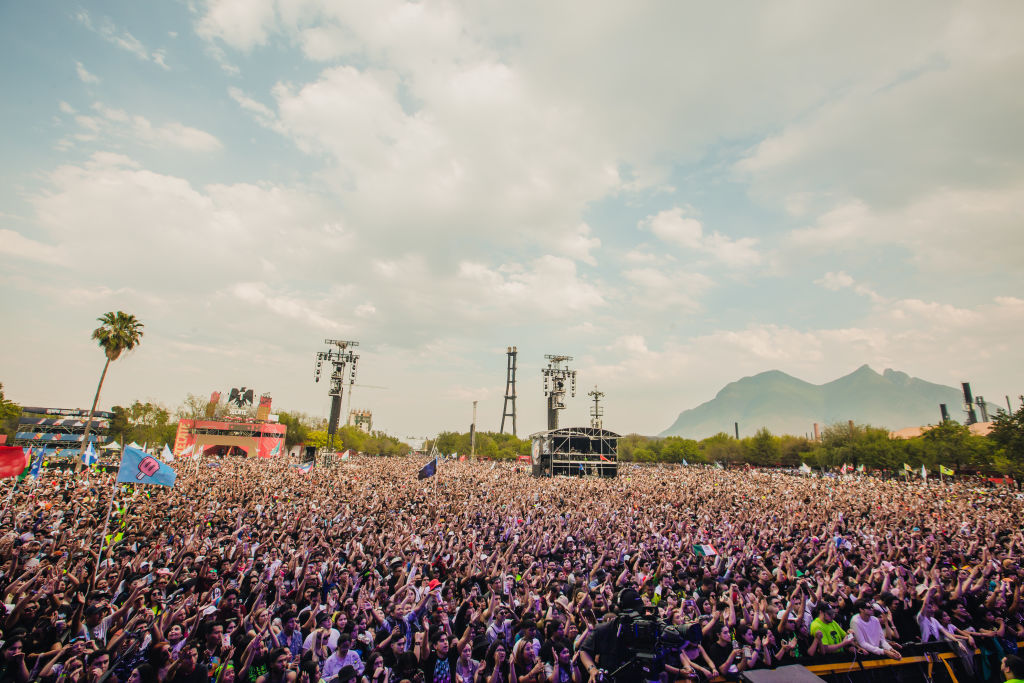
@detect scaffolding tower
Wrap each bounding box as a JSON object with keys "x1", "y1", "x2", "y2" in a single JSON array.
[{"x1": 500, "y1": 346, "x2": 518, "y2": 436}]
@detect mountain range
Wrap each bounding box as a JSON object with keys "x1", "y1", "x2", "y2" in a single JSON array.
[{"x1": 659, "y1": 365, "x2": 986, "y2": 439}]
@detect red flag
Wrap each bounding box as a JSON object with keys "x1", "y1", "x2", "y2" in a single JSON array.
[
  {"x1": 0, "y1": 447, "x2": 30, "y2": 479},
  {"x1": 599, "y1": 454, "x2": 610, "y2": 462}
]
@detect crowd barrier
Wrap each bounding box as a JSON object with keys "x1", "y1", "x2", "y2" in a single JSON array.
[{"x1": 704, "y1": 638, "x2": 1023, "y2": 683}]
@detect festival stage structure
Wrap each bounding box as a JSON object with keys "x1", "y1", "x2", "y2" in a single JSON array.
[
  {"x1": 314, "y1": 339, "x2": 359, "y2": 449},
  {"x1": 530, "y1": 426, "x2": 619, "y2": 478},
  {"x1": 173, "y1": 389, "x2": 285, "y2": 458},
  {"x1": 12, "y1": 407, "x2": 113, "y2": 458}
]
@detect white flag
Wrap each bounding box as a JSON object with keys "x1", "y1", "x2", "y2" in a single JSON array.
[{"x1": 161, "y1": 444, "x2": 175, "y2": 463}]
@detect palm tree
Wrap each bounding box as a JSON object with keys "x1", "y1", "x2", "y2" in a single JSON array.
[{"x1": 77, "y1": 312, "x2": 144, "y2": 469}]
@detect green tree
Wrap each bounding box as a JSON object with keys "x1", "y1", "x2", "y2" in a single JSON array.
[
  {"x1": 306, "y1": 430, "x2": 328, "y2": 450},
  {"x1": 745, "y1": 428, "x2": 781, "y2": 466},
  {"x1": 661, "y1": 436, "x2": 701, "y2": 464},
  {"x1": 277, "y1": 412, "x2": 311, "y2": 451},
  {"x1": 988, "y1": 406, "x2": 1024, "y2": 477},
  {"x1": 779, "y1": 435, "x2": 813, "y2": 466},
  {"x1": 916, "y1": 420, "x2": 993, "y2": 471},
  {"x1": 701, "y1": 432, "x2": 744, "y2": 464},
  {"x1": 106, "y1": 401, "x2": 176, "y2": 449},
  {"x1": 0, "y1": 383, "x2": 21, "y2": 442},
  {"x1": 816, "y1": 422, "x2": 893, "y2": 469},
  {"x1": 78, "y1": 312, "x2": 144, "y2": 468}
]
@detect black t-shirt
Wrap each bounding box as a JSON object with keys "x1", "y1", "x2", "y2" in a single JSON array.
[
  {"x1": 579, "y1": 620, "x2": 629, "y2": 673},
  {"x1": 705, "y1": 640, "x2": 733, "y2": 674},
  {"x1": 422, "y1": 649, "x2": 460, "y2": 683},
  {"x1": 889, "y1": 602, "x2": 916, "y2": 643}
]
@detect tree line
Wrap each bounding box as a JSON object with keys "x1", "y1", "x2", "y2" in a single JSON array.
[{"x1": 618, "y1": 409, "x2": 1024, "y2": 477}]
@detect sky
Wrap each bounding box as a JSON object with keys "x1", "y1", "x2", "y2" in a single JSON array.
[{"x1": 1, "y1": 1, "x2": 1023, "y2": 442}]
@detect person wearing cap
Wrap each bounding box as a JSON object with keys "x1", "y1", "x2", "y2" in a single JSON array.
[
  {"x1": 302, "y1": 612, "x2": 338, "y2": 654},
  {"x1": 849, "y1": 601, "x2": 901, "y2": 660},
  {"x1": 808, "y1": 604, "x2": 857, "y2": 656}
]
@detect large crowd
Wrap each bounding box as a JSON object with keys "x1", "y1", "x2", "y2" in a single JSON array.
[{"x1": 1, "y1": 457, "x2": 1023, "y2": 683}]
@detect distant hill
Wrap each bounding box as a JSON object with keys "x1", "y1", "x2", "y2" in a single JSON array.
[{"x1": 659, "y1": 365, "x2": 987, "y2": 439}]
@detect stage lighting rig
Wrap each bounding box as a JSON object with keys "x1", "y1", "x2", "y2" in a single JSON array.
[
  {"x1": 314, "y1": 339, "x2": 359, "y2": 449},
  {"x1": 542, "y1": 354, "x2": 576, "y2": 430}
]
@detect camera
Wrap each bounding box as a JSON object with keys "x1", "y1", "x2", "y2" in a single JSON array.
[{"x1": 608, "y1": 610, "x2": 684, "y2": 682}]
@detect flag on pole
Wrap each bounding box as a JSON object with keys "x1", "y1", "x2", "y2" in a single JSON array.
[
  {"x1": 715, "y1": 462, "x2": 724, "y2": 470},
  {"x1": 940, "y1": 465, "x2": 954, "y2": 476},
  {"x1": 0, "y1": 447, "x2": 31, "y2": 479},
  {"x1": 903, "y1": 463, "x2": 913, "y2": 473},
  {"x1": 29, "y1": 447, "x2": 44, "y2": 479},
  {"x1": 599, "y1": 454, "x2": 611, "y2": 462},
  {"x1": 16, "y1": 449, "x2": 34, "y2": 483},
  {"x1": 920, "y1": 464, "x2": 928, "y2": 479},
  {"x1": 681, "y1": 458, "x2": 689, "y2": 466},
  {"x1": 82, "y1": 443, "x2": 98, "y2": 466},
  {"x1": 856, "y1": 464, "x2": 865, "y2": 473},
  {"x1": 418, "y1": 457, "x2": 437, "y2": 480},
  {"x1": 160, "y1": 444, "x2": 174, "y2": 463},
  {"x1": 180, "y1": 444, "x2": 194, "y2": 457},
  {"x1": 800, "y1": 463, "x2": 812, "y2": 474},
  {"x1": 116, "y1": 446, "x2": 177, "y2": 487},
  {"x1": 293, "y1": 462, "x2": 313, "y2": 474}
]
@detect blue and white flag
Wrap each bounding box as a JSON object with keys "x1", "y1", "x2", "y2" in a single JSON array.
[
  {"x1": 30, "y1": 448, "x2": 43, "y2": 478},
  {"x1": 418, "y1": 457, "x2": 437, "y2": 480},
  {"x1": 82, "y1": 443, "x2": 98, "y2": 466},
  {"x1": 294, "y1": 461, "x2": 313, "y2": 474},
  {"x1": 116, "y1": 446, "x2": 177, "y2": 487},
  {"x1": 681, "y1": 458, "x2": 689, "y2": 466}
]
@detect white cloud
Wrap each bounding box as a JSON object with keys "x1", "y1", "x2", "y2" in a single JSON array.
[
  {"x1": 76, "y1": 10, "x2": 170, "y2": 69},
  {"x1": 790, "y1": 182, "x2": 1024, "y2": 272},
  {"x1": 230, "y1": 282, "x2": 343, "y2": 330},
  {"x1": 641, "y1": 207, "x2": 762, "y2": 268},
  {"x1": 196, "y1": 0, "x2": 277, "y2": 51},
  {"x1": 646, "y1": 207, "x2": 703, "y2": 249},
  {"x1": 27, "y1": 153, "x2": 347, "y2": 297},
  {"x1": 622, "y1": 267, "x2": 712, "y2": 312},
  {"x1": 815, "y1": 271, "x2": 884, "y2": 303},
  {"x1": 75, "y1": 61, "x2": 100, "y2": 84},
  {"x1": 62, "y1": 102, "x2": 221, "y2": 152},
  {"x1": 0, "y1": 229, "x2": 67, "y2": 264},
  {"x1": 456, "y1": 255, "x2": 605, "y2": 318}
]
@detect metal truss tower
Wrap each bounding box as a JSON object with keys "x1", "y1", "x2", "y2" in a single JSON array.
[
  {"x1": 588, "y1": 386, "x2": 605, "y2": 429},
  {"x1": 314, "y1": 339, "x2": 359, "y2": 449},
  {"x1": 542, "y1": 354, "x2": 576, "y2": 431},
  {"x1": 500, "y1": 346, "x2": 518, "y2": 436}
]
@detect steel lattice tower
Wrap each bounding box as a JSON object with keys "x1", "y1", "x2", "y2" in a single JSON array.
[{"x1": 500, "y1": 346, "x2": 518, "y2": 436}]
